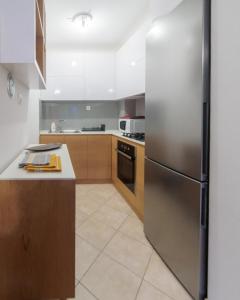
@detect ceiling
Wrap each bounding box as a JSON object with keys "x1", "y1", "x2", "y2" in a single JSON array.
[{"x1": 45, "y1": 0, "x2": 150, "y2": 50}]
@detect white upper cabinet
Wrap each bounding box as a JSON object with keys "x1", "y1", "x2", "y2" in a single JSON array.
[
  {"x1": 149, "y1": 0, "x2": 183, "y2": 20},
  {"x1": 40, "y1": 50, "x2": 115, "y2": 101},
  {"x1": 85, "y1": 52, "x2": 116, "y2": 100},
  {"x1": 116, "y1": 22, "x2": 149, "y2": 99},
  {"x1": 0, "y1": 0, "x2": 46, "y2": 89}
]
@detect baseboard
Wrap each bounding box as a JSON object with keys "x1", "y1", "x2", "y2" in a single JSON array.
[{"x1": 76, "y1": 179, "x2": 112, "y2": 184}]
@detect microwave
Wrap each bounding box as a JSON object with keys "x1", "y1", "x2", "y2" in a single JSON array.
[{"x1": 119, "y1": 119, "x2": 145, "y2": 133}]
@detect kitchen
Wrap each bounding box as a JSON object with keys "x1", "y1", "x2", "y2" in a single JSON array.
[{"x1": 0, "y1": 1, "x2": 240, "y2": 300}]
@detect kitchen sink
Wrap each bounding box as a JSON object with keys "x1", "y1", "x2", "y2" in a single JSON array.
[
  {"x1": 48, "y1": 129, "x2": 82, "y2": 134},
  {"x1": 59, "y1": 130, "x2": 82, "y2": 133}
]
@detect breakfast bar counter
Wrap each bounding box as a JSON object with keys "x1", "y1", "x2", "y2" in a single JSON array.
[{"x1": 0, "y1": 145, "x2": 76, "y2": 300}]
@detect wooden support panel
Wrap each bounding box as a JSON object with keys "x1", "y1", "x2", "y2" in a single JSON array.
[{"x1": 0, "y1": 180, "x2": 75, "y2": 300}]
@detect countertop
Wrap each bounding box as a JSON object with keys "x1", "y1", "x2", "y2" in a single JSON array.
[
  {"x1": 0, "y1": 144, "x2": 76, "y2": 180},
  {"x1": 40, "y1": 130, "x2": 145, "y2": 146}
]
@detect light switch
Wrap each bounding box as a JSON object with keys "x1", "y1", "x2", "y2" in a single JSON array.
[{"x1": 85, "y1": 105, "x2": 91, "y2": 111}]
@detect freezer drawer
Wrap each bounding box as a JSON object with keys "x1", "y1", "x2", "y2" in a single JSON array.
[{"x1": 144, "y1": 158, "x2": 208, "y2": 300}]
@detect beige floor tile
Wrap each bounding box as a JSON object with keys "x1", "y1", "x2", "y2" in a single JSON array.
[
  {"x1": 106, "y1": 194, "x2": 132, "y2": 215},
  {"x1": 111, "y1": 191, "x2": 127, "y2": 201},
  {"x1": 77, "y1": 218, "x2": 116, "y2": 250},
  {"x1": 76, "y1": 184, "x2": 95, "y2": 194},
  {"x1": 75, "y1": 278, "x2": 80, "y2": 286},
  {"x1": 75, "y1": 235, "x2": 100, "y2": 280},
  {"x1": 119, "y1": 216, "x2": 152, "y2": 247},
  {"x1": 90, "y1": 204, "x2": 128, "y2": 230},
  {"x1": 82, "y1": 253, "x2": 142, "y2": 300},
  {"x1": 104, "y1": 232, "x2": 152, "y2": 277},
  {"x1": 88, "y1": 189, "x2": 112, "y2": 203},
  {"x1": 72, "y1": 283, "x2": 97, "y2": 300},
  {"x1": 76, "y1": 197, "x2": 103, "y2": 216},
  {"x1": 144, "y1": 253, "x2": 192, "y2": 300},
  {"x1": 136, "y1": 281, "x2": 173, "y2": 300},
  {"x1": 130, "y1": 209, "x2": 140, "y2": 218},
  {"x1": 89, "y1": 184, "x2": 118, "y2": 199},
  {"x1": 76, "y1": 210, "x2": 88, "y2": 229}
]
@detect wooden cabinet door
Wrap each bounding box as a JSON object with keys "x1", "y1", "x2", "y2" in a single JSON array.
[
  {"x1": 87, "y1": 135, "x2": 112, "y2": 181},
  {"x1": 40, "y1": 135, "x2": 66, "y2": 144},
  {"x1": 112, "y1": 136, "x2": 118, "y2": 183},
  {"x1": 135, "y1": 145, "x2": 145, "y2": 219},
  {"x1": 65, "y1": 136, "x2": 88, "y2": 181}
]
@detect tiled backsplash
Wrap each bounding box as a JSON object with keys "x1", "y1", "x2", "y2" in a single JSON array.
[
  {"x1": 40, "y1": 101, "x2": 120, "y2": 131},
  {"x1": 40, "y1": 98, "x2": 145, "y2": 131}
]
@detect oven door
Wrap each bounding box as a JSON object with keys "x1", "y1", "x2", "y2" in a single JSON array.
[{"x1": 117, "y1": 150, "x2": 135, "y2": 193}]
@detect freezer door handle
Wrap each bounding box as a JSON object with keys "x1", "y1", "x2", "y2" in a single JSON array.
[
  {"x1": 201, "y1": 185, "x2": 208, "y2": 228},
  {"x1": 202, "y1": 101, "x2": 210, "y2": 181}
]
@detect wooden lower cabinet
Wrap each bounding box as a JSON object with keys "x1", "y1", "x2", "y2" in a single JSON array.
[
  {"x1": 40, "y1": 134, "x2": 145, "y2": 218},
  {"x1": 40, "y1": 134, "x2": 66, "y2": 145},
  {"x1": 40, "y1": 135, "x2": 111, "y2": 183},
  {"x1": 112, "y1": 136, "x2": 145, "y2": 220},
  {"x1": 66, "y1": 136, "x2": 88, "y2": 181},
  {"x1": 87, "y1": 135, "x2": 112, "y2": 181}
]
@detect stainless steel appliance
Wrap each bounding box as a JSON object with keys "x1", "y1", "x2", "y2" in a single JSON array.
[
  {"x1": 117, "y1": 141, "x2": 136, "y2": 193},
  {"x1": 144, "y1": 1, "x2": 210, "y2": 300},
  {"x1": 119, "y1": 119, "x2": 145, "y2": 134},
  {"x1": 122, "y1": 132, "x2": 145, "y2": 142}
]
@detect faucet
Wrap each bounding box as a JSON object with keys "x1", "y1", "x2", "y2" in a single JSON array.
[{"x1": 56, "y1": 119, "x2": 66, "y2": 132}]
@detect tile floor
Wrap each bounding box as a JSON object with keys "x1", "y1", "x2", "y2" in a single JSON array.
[{"x1": 71, "y1": 184, "x2": 193, "y2": 300}]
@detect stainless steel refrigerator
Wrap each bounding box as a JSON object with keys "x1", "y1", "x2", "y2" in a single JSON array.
[{"x1": 144, "y1": 1, "x2": 210, "y2": 300}]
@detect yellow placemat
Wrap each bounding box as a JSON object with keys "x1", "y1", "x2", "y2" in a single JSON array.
[{"x1": 25, "y1": 155, "x2": 62, "y2": 172}]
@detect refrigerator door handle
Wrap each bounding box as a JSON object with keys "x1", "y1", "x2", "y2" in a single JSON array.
[{"x1": 201, "y1": 185, "x2": 208, "y2": 229}]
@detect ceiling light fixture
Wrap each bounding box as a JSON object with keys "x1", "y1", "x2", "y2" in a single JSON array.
[{"x1": 72, "y1": 12, "x2": 93, "y2": 28}]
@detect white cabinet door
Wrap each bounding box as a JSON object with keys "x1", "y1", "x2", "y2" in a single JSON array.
[
  {"x1": 47, "y1": 51, "x2": 85, "y2": 77},
  {"x1": 150, "y1": 0, "x2": 183, "y2": 20},
  {"x1": 116, "y1": 22, "x2": 149, "y2": 99},
  {"x1": 40, "y1": 76, "x2": 85, "y2": 101},
  {"x1": 42, "y1": 50, "x2": 115, "y2": 101},
  {"x1": 85, "y1": 52, "x2": 116, "y2": 100},
  {"x1": 0, "y1": 0, "x2": 35, "y2": 63}
]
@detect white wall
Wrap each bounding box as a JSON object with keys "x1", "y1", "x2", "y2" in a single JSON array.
[
  {"x1": 208, "y1": 0, "x2": 240, "y2": 299},
  {"x1": 27, "y1": 90, "x2": 40, "y2": 143},
  {"x1": 0, "y1": 65, "x2": 39, "y2": 172},
  {"x1": 136, "y1": 97, "x2": 145, "y2": 116}
]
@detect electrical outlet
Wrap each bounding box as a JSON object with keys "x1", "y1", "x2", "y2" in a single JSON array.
[{"x1": 85, "y1": 105, "x2": 91, "y2": 111}]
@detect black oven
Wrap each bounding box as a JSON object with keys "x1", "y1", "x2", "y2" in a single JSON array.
[{"x1": 117, "y1": 141, "x2": 136, "y2": 193}]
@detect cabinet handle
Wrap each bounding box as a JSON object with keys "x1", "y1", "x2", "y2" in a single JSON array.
[{"x1": 117, "y1": 150, "x2": 135, "y2": 161}]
